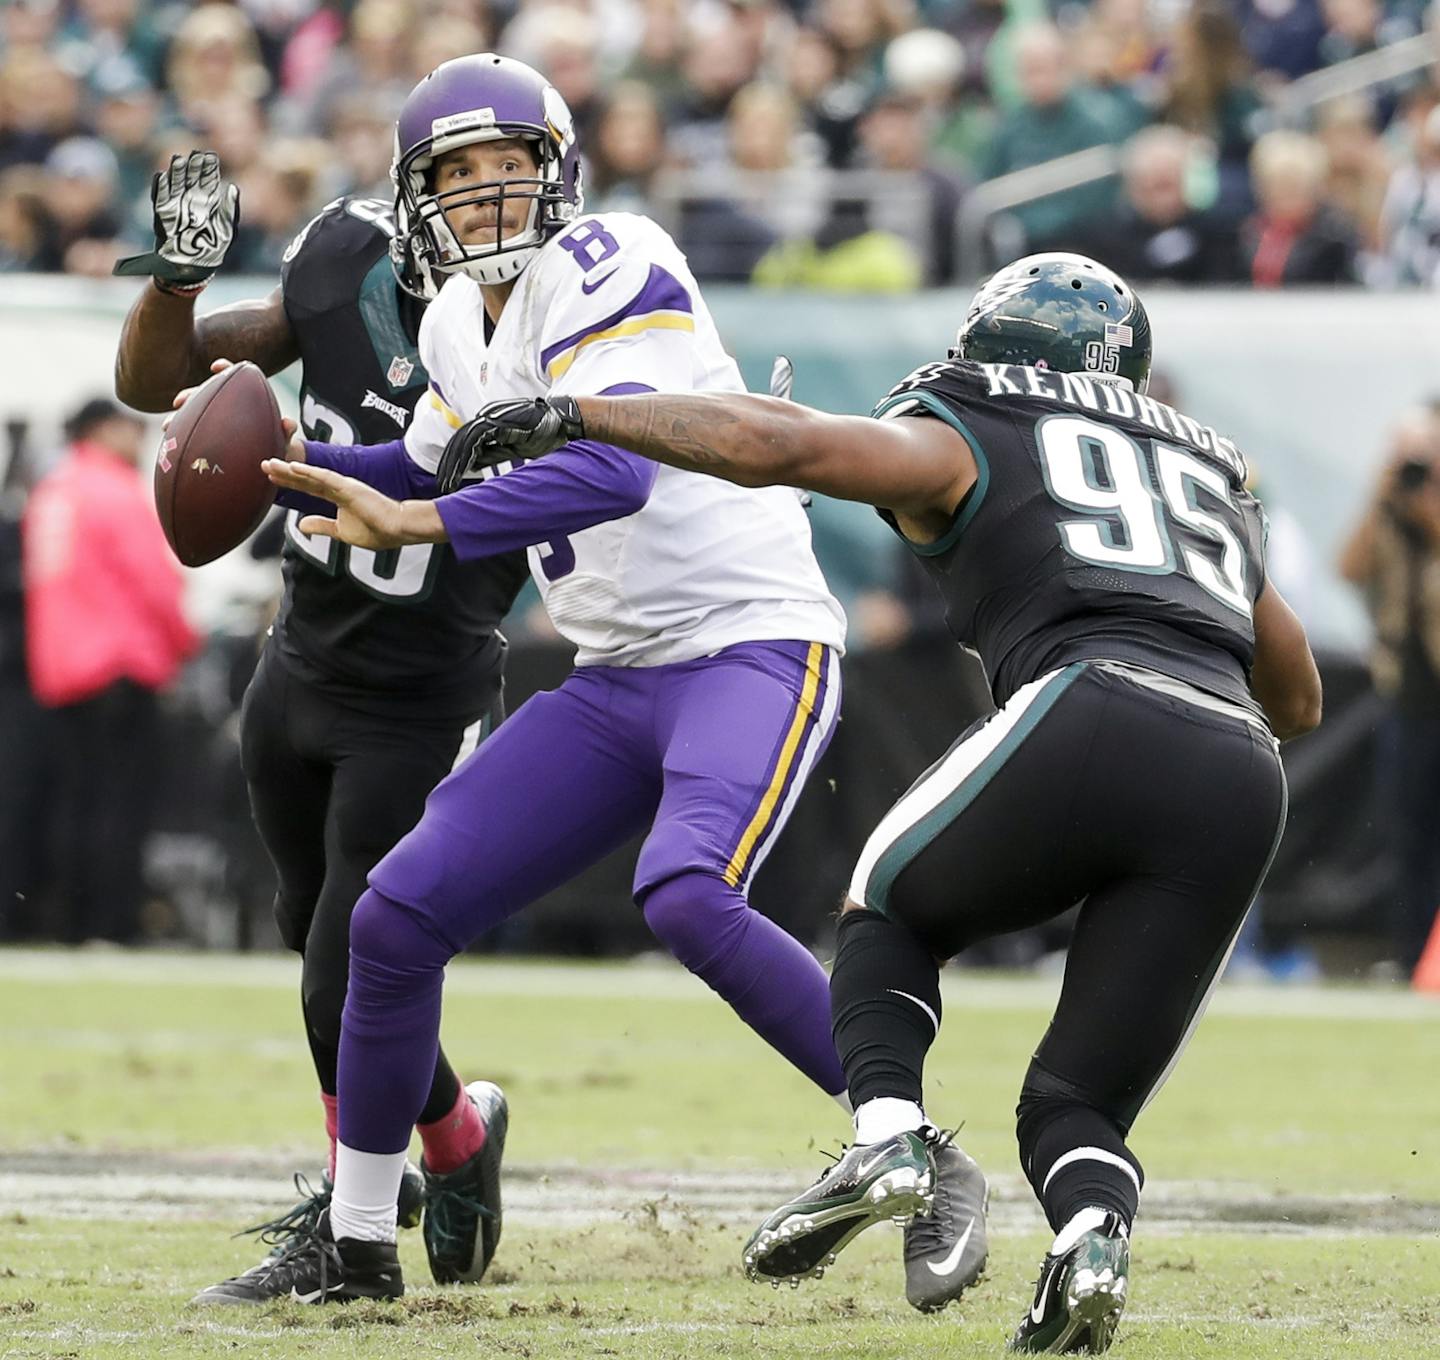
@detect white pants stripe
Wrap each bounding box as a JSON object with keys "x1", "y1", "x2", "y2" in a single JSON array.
[
  {"x1": 1042, "y1": 1146, "x2": 1142, "y2": 1195},
  {"x1": 450, "y1": 713, "x2": 488, "y2": 771},
  {"x1": 848, "y1": 667, "x2": 1071, "y2": 909}
]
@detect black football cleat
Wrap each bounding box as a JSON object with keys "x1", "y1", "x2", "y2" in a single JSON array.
[
  {"x1": 190, "y1": 1209, "x2": 403, "y2": 1306},
  {"x1": 236, "y1": 1161, "x2": 425, "y2": 1267},
  {"x1": 903, "y1": 1131, "x2": 990, "y2": 1312},
  {"x1": 421, "y1": 1080, "x2": 509, "y2": 1284},
  {"x1": 1008, "y1": 1211, "x2": 1130, "y2": 1353},
  {"x1": 743, "y1": 1130, "x2": 934, "y2": 1285}
]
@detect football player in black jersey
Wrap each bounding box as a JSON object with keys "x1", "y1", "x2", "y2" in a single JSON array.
[
  {"x1": 114, "y1": 152, "x2": 524, "y2": 1298},
  {"x1": 429, "y1": 254, "x2": 1323, "y2": 1353}
]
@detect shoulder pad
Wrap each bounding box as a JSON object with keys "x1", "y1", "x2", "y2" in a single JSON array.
[
  {"x1": 281, "y1": 197, "x2": 399, "y2": 318},
  {"x1": 416, "y1": 275, "x2": 481, "y2": 384},
  {"x1": 873, "y1": 360, "x2": 977, "y2": 416},
  {"x1": 282, "y1": 197, "x2": 395, "y2": 264}
]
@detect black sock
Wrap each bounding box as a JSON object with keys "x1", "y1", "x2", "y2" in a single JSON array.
[
  {"x1": 830, "y1": 908, "x2": 941, "y2": 1108},
  {"x1": 417, "y1": 1047, "x2": 464, "y2": 1127},
  {"x1": 1016, "y1": 1063, "x2": 1143, "y2": 1234},
  {"x1": 303, "y1": 1001, "x2": 460, "y2": 1127}
]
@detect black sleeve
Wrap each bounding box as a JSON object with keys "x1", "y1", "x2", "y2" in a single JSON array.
[{"x1": 1241, "y1": 490, "x2": 1270, "y2": 598}]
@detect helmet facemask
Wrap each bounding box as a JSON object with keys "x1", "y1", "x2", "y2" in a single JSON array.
[{"x1": 393, "y1": 127, "x2": 580, "y2": 297}]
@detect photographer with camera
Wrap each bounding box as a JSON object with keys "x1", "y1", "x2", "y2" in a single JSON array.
[{"x1": 1340, "y1": 408, "x2": 1440, "y2": 978}]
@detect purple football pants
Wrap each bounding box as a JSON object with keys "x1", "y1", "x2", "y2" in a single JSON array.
[{"x1": 338, "y1": 640, "x2": 844, "y2": 1154}]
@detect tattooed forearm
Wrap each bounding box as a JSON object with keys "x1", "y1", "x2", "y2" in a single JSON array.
[
  {"x1": 195, "y1": 301, "x2": 301, "y2": 376},
  {"x1": 627, "y1": 402, "x2": 746, "y2": 472},
  {"x1": 575, "y1": 389, "x2": 964, "y2": 514},
  {"x1": 579, "y1": 394, "x2": 794, "y2": 488}
]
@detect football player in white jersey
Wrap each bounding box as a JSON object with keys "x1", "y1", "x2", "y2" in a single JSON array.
[{"x1": 217, "y1": 53, "x2": 987, "y2": 1307}]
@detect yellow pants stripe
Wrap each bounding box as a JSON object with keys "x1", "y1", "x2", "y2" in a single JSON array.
[{"x1": 723, "y1": 642, "x2": 825, "y2": 888}]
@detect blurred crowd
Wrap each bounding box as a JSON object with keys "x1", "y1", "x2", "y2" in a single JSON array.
[{"x1": 8, "y1": 0, "x2": 1440, "y2": 286}]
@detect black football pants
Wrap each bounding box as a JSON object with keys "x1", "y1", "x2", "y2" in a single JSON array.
[
  {"x1": 239, "y1": 643, "x2": 503, "y2": 1119},
  {"x1": 845, "y1": 661, "x2": 1287, "y2": 1221}
]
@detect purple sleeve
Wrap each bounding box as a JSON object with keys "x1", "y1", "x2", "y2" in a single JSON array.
[
  {"x1": 299, "y1": 437, "x2": 438, "y2": 500},
  {"x1": 433, "y1": 383, "x2": 659, "y2": 562},
  {"x1": 435, "y1": 440, "x2": 658, "y2": 561}
]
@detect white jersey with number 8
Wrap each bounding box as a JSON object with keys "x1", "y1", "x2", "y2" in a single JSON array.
[{"x1": 404, "y1": 212, "x2": 846, "y2": 667}]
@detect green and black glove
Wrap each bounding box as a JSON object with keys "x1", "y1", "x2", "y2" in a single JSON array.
[{"x1": 113, "y1": 151, "x2": 239, "y2": 293}]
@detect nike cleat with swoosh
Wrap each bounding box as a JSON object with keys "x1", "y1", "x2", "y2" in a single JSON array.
[
  {"x1": 240, "y1": 1162, "x2": 426, "y2": 1265},
  {"x1": 1008, "y1": 1212, "x2": 1130, "y2": 1353},
  {"x1": 903, "y1": 1134, "x2": 989, "y2": 1312},
  {"x1": 422, "y1": 1080, "x2": 508, "y2": 1284},
  {"x1": 742, "y1": 1131, "x2": 934, "y2": 1286},
  {"x1": 189, "y1": 1209, "x2": 403, "y2": 1307}
]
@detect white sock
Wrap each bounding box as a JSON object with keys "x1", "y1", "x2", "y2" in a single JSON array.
[
  {"x1": 832, "y1": 1089, "x2": 854, "y2": 1117},
  {"x1": 1050, "y1": 1205, "x2": 1126, "y2": 1256},
  {"x1": 330, "y1": 1143, "x2": 406, "y2": 1243},
  {"x1": 852, "y1": 1097, "x2": 925, "y2": 1145}
]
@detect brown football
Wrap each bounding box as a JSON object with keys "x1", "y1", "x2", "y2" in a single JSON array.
[{"x1": 153, "y1": 361, "x2": 285, "y2": 567}]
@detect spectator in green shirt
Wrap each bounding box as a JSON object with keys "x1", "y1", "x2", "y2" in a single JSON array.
[{"x1": 979, "y1": 22, "x2": 1125, "y2": 251}]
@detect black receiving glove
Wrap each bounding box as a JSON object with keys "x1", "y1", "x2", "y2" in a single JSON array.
[
  {"x1": 435, "y1": 396, "x2": 585, "y2": 494},
  {"x1": 113, "y1": 151, "x2": 240, "y2": 291}
]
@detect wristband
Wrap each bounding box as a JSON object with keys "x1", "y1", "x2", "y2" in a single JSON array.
[{"x1": 154, "y1": 277, "x2": 208, "y2": 299}]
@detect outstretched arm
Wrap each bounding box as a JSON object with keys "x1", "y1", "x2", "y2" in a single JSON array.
[
  {"x1": 262, "y1": 441, "x2": 656, "y2": 556},
  {"x1": 449, "y1": 391, "x2": 976, "y2": 516},
  {"x1": 114, "y1": 150, "x2": 293, "y2": 410}
]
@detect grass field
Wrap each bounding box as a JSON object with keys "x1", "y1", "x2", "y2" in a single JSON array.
[{"x1": 1, "y1": 949, "x2": 1438, "y2": 1358}]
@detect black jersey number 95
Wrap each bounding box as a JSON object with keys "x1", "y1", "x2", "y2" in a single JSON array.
[{"x1": 1035, "y1": 413, "x2": 1253, "y2": 620}]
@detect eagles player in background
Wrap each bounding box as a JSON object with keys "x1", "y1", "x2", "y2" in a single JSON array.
[
  {"x1": 113, "y1": 152, "x2": 524, "y2": 1298},
  {"x1": 249, "y1": 52, "x2": 988, "y2": 1310},
  {"x1": 424, "y1": 255, "x2": 1324, "y2": 1352}
]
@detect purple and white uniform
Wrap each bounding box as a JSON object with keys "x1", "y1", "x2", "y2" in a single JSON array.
[
  {"x1": 409, "y1": 211, "x2": 844, "y2": 666},
  {"x1": 305, "y1": 207, "x2": 849, "y2": 1165}
]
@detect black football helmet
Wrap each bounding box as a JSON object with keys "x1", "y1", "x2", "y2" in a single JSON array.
[{"x1": 950, "y1": 253, "x2": 1152, "y2": 393}]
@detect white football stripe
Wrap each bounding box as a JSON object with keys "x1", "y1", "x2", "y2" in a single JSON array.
[
  {"x1": 1041, "y1": 1147, "x2": 1141, "y2": 1195},
  {"x1": 887, "y1": 988, "x2": 940, "y2": 1036},
  {"x1": 849, "y1": 668, "x2": 1068, "y2": 906}
]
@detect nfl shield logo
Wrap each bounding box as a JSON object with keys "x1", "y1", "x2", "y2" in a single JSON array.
[{"x1": 387, "y1": 355, "x2": 415, "y2": 388}]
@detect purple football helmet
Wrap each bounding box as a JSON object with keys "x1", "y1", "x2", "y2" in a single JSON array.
[{"x1": 391, "y1": 53, "x2": 583, "y2": 297}]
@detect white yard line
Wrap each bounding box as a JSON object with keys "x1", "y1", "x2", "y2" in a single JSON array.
[{"x1": 0, "y1": 1152, "x2": 1435, "y2": 1237}]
